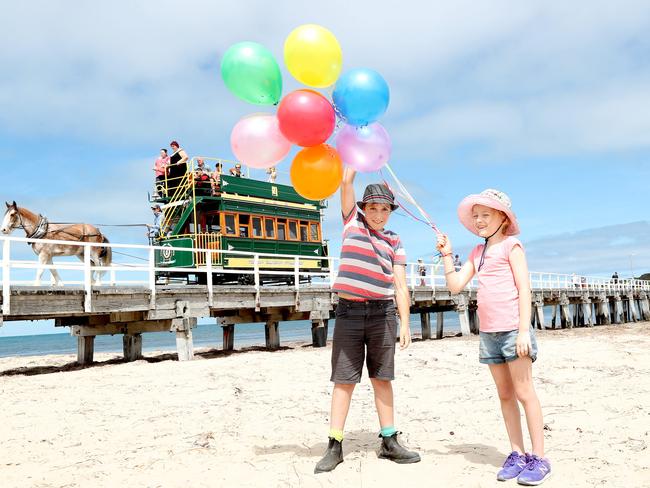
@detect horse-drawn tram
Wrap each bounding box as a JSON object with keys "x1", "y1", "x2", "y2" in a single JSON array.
[{"x1": 152, "y1": 157, "x2": 330, "y2": 285}]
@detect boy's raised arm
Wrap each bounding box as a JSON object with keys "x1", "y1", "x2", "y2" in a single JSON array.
[{"x1": 340, "y1": 167, "x2": 356, "y2": 219}]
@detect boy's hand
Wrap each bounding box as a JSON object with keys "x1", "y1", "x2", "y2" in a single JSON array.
[
  {"x1": 516, "y1": 330, "x2": 532, "y2": 358},
  {"x1": 436, "y1": 233, "x2": 453, "y2": 255},
  {"x1": 342, "y1": 166, "x2": 356, "y2": 184},
  {"x1": 399, "y1": 323, "x2": 411, "y2": 350}
]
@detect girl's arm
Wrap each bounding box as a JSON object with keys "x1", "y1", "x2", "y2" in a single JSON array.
[
  {"x1": 392, "y1": 264, "x2": 411, "y2": 349},
  {"x1": 436, "y1": 234, "x2": 475, "y2": 294},
  {"x1": 510, "y1": 245, "x2": 533, "y2": 357},
  {"x1": 340, "y1": 167, "x2": 356, "y2": 219}
]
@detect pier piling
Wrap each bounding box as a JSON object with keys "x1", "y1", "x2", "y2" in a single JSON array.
[
  {"x1": 123, "y1": 334, "x2": 143, "y2": 362},
  {"x1": 420, "y1": 312, "x2": 431, "y2": 340},
  {"x1": 265, "y1": 320, "x2": 280, "y2": 350},
  {"x1": 77, "y1": 336, "x2": 95, "y2": 365},
  {"x1": 311, "y1": 319, "x2": 328, "y2": 347}
]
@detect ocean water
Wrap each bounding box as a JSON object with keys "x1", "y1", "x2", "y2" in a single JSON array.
[
  {"x1": 0, "y1": 305, "x2": 564, "y2": 359},
  {"x1": 0, "y1": 313, "x2": 462, "y2": 358}
]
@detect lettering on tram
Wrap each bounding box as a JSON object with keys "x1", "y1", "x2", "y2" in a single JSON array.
[{"x1": 150, "y1": 157, "x2": 329, "y2": 285}]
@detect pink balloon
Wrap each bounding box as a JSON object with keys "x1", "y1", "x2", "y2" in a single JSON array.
[
  {"x1": 230, "y1": 114, "x2": 292, "y2": 169},
  {"x1": 334, "y1": 122, "x2": 391, "y2": 172}
]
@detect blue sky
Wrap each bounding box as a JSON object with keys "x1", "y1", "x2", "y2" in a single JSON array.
[{"x1": 1, "y1": 1, "x2": 650, "y2": 336}]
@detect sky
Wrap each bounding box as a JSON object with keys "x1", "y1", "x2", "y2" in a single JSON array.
[{"x1": 1, "y1": 1, "x2": 649, "y2": 336}]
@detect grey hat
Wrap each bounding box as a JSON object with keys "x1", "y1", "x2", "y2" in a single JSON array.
[
  {"x1": 357, "y1": 184, "x2": 398, "y2": 211},
  {"x1": 151, "y1": 204, "x2": 161, "y2": 210}
]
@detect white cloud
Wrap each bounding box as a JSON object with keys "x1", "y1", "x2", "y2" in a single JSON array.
[{"x1": 1, "y1": 0, "x2": 649, "y2": 158}]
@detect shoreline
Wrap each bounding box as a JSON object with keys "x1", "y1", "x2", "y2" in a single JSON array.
[{"x1": 2, "y1": 322, "x2": 649, "y2": 488}]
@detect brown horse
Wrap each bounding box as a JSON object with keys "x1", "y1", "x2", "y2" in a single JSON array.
[{"x1": 1, "y1": 201, "x2": 112, "y2": 285}]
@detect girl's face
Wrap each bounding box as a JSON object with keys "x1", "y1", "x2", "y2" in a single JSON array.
[
  {"x1": 364, "y1": 203, "x2": 392, "y2": 230},
  {"x1": 472, "y1": 204, "x2": 507, "y2": 238}
]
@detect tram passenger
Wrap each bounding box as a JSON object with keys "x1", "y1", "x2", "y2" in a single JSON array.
[
  {"x1": 315, "y1": 167, "x2": 420, "y2": 473},
  {"x1": 211, "y1": 162, "x2": 223, "y2": 195},
  {"x1": 266, "y1": 166, "x2": 277, "y2": 183},
  {"x1": 229, "y1": 163, "x2": 243, "y2": 177},
  {"x1": 192, "y1": 159, "x2": 212, "y2": 195},
  {"x1": 146, "y1": 204, "x2": 163, "y2": 242},
  {"x1": 153, "y1": 149, "x2": 170, "y2": 197},
  {"x1": 168, "y1": 141, "x2": 189, "y2": 193},
  {"x1": 194, "y1": 158, "x2": 211, "y2": 178}
]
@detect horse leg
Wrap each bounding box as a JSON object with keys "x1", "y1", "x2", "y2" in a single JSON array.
[
  {"x1": 48, "y1": 257, "x2": 63, "y2": 286},
  {"x1": 35, "y1": 252, "x2": 47, "y2": 286},
  {"x1": 36, "y1": 252, "x2": 62, "y2": 286}
]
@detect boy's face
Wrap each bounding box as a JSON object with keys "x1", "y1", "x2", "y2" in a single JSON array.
[
  {"x1": 364, "y1": 203, "x2": 392, "y2": 230},
  {"x1": 472, "y1": 204, "x2": 506, "y2": 238}
]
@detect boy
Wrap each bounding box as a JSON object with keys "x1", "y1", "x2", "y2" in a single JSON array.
[{"x1": 315, "y1": 167, "x2": 420, "y2": 473}]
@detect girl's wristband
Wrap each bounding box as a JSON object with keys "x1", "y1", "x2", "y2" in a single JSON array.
[{"x1": 441, "y1": 252, "x2": 453, "y2": 258}]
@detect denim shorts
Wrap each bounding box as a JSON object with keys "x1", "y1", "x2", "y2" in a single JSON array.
[
  {"x1": 330, "y1": 298, "x2": 397, "y2": 383},
  {"x1": 479, "y1": 329, "x2": 538, "y2": 364}
]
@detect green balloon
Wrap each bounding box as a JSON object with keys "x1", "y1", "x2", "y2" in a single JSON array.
[{"x1": 221, "y1": 42, "x2": 282, "y2": 106}]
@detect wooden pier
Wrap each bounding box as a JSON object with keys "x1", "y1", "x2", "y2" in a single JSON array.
[
  {"x1": 2, "y1": 234, "x2": 648, "y2": 364},
  {"x1": 2, "y1": 284, "x2": 649, "y2": 365}
]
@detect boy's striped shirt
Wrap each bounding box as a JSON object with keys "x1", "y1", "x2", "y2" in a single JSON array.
[{"x1": 332, "y1": 207, "x2": 406, "y2": 299}]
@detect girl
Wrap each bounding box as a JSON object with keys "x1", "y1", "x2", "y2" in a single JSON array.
[{"x1": 437, "y1": 189, "x2": 551, "y2": 485}]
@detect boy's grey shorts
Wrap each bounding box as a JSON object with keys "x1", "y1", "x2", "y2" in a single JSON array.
[
  {"x1": 330, "y1": 298, "x2": 397, "y2": 384},
  {"x1": 479, "y1": 328, "x2": 538, "y2": 364}
]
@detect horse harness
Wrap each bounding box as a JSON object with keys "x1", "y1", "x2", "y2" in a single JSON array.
[
  {"x1": 18, "y1": 213, "x2": 104, "y2": 242},
  {"x1": 26, "y1": 214, "x2": 49, "y2": 239}
]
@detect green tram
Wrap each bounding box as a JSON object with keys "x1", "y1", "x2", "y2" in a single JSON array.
[{"x1": 151, "y1": 157, "x2": 329, "y2": 284}]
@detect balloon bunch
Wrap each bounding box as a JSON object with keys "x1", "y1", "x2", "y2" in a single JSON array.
[{"x1": 221, "y1": 24, "x2": 391, "y2": 200}]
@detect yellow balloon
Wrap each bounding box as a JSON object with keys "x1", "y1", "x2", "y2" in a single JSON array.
[{"x1": 284, "y1": 24, "x2": 343, "y2": 88}]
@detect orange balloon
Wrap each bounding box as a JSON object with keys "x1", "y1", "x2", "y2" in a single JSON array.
[{"x1": 290, "y1": 144, "x2": 343, "y2": 200}]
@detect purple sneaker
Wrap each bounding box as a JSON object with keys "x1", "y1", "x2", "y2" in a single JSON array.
[
  {"x1": 517, "y1": 454, "x2": 552, "y2": 485},
  {"x1": 497, "y1": 451, "x2": 528, "y2": 481}
]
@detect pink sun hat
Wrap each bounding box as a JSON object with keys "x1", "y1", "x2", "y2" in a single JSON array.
[{"x1": 457, "y1": 188, "x2": 520, "y2": 236}]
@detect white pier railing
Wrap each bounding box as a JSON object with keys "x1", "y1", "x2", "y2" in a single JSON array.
[{"x1": 1, "y1": 235, "x2": 648, "y2": 316}]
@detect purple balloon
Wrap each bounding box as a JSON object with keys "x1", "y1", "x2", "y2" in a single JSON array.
[{"x1": 335, "y1": 123, "x2": 391, "y2": 172}]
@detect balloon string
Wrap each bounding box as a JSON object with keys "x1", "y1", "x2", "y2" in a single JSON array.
[{"x1": 380, "y1": 164, "x2": 442, "y2": 236}]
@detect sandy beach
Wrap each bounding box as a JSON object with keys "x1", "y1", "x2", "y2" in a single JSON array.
[{"x1": 1, "y1": 323, "x2": 649, "y2": 488}]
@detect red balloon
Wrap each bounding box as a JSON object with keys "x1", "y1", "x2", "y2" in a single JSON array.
[{"x1": 277, "y1": 89, "x2": 336, "y2": 147}]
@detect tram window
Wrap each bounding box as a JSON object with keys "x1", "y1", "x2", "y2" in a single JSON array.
[
  {"x1": 264, "y1": 218, "x2": 275, "y2": 238},
  {"x1": 310, "y1": 223, "x2": 320, "y2": 241},
  {"x1": 277, "y1": 222, "x2": 287, "y2": 240},
  {"x1": 252, "y1": 217, "x2": 262, "y2": 238},
  {"x1": 300, "y1": 225, "x2": 308, "y2": 242},
  {"x1": 224, "y1": 214, "x2": 236, "y2": 236},
  {"x1": 288, "y1": 221, "x2": 298, "y2": 240},
  {"x1": 239, "y1": 215, "x2": 250, "y2": 238}
]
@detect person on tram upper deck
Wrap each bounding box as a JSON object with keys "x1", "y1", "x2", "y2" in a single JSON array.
[
  {"x1": 194, "y1": 158, "x2": 211, "y2": 180},
  {"x1": 153, "y1": 148, "x2": 170, "y2": 197},
  {"x1": 167, "y1": 141, "x2": 189, "y2": 192},
  {"x1": 211, "y1": 162, "x2": 223, "y2": 195},
  {"x1": 229, "y1": 163, "x2": 243, "y2": 177}
]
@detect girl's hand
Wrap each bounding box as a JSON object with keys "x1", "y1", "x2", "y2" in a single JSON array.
[
  {"x1": 436, "y1": 233, "x2": 453, "y2": 255},
  {"x1": 516, "y1": 330, "x2": 532, "y2": 358},
  {"x1": 399, "y1": 323, "x2": 411, "y2": 350}
]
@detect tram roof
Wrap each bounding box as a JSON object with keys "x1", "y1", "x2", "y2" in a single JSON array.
[{"x1": 219, "y1": 175, "x2": 326, "y2": 209}]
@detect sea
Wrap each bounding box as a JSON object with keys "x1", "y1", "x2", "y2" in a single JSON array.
[
  {"x1": 0, "y1": 305, "x2": 564, "y2": 358},
  {"x1": 0, "y1": 313, "x2": 463, "y2": 358}
]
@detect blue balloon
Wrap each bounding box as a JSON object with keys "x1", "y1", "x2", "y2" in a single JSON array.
[{"x1": 332, "y1": 69, "x2": 390, "y2": 126}]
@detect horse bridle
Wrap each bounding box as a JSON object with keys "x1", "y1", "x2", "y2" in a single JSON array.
[{"x1": 11, "y1": 209, "x2": 48, "y2": 239}]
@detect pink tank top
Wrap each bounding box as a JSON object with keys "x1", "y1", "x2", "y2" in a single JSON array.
[{"x1": 469, "y1": 236, "x2": 523, "y2": 332}]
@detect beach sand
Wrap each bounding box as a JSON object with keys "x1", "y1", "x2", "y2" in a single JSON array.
[{"x1": 1, "y1": 323, "x2": 649, "y2": 488}]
